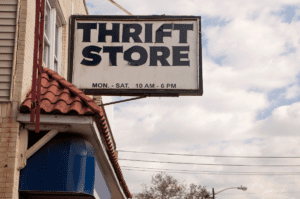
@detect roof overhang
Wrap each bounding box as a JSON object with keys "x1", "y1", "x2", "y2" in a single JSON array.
[{"x1": 17, "y1": 113, "x2": 127, "y2": 199}]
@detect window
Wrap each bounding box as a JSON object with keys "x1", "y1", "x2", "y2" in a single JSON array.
[
  {"x1": 43, "y1": 0, "x2": 64, "y2": 75},
  {"x1": 43, "y1": 1, "x2": 51, "y2": 68}
]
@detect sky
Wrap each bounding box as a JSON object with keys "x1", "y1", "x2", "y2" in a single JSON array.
[{"x1": 85, "y1": 0, "x2": 300, "y2": 198}]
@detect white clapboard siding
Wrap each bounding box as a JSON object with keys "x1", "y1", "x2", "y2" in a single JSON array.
[
  {"x1": 0, "y1": 68, "x2": 12, "y2": 75},
  {"x1": 0, "y1": 33, "x2": 15, "y2": 39},
  {"x1": 0, "y1": 19, "x2": 16, "y2": 25},
  {"x1": 0, "y1": 40, "x2": 14, "y2": 47},
  {"x1": 0, "y1": 47, "x2": 14, "y2": 54},
  {"x1": 0, "y1": 61, "x2": 13, "y2": 68},
  {"x1": 0, "y1": 1, "x2": 18, "y2": 101},
  {"x1": 0, "y1": 54, "x2": 13, "y2": 61},
  {"x1": 0, "y1": 89, "x2": 10, "y2": 97},
  {"x1": 0, "y1": 26, "x2": 16, "y2": 33},
  {"x1": 1, "y1": 12, "x2": 16, "y2": 18},
  {"x1": 0, "y1": 5, "x2": 17, "y2": 12},
  {"x1": 0, "y1": 0, "x2": 18, "y2": 5},
  {"x1": 0, "y1": 75, "x2": 11, "y2": 82},
  {"x1": 0, "y1": 82, "x2": 10, "y2": 89}
]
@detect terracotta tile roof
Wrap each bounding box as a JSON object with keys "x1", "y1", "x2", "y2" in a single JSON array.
[
  {"x1": 20, "y1": 68, "x2": 132, "y2": 198},
  {"x1": 21, "y1": 68, "x2": 101, "y2": 115}
]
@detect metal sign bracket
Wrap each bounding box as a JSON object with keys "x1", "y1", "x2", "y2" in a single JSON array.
[{"x1": 100, "y1": 96, "x2": 148, "y2": 106}]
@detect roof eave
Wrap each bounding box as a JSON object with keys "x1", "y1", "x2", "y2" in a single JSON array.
[{"x1": 17, "y1": 113, "x2": 127, "y2": 199}]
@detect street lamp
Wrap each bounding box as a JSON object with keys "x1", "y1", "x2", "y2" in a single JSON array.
[{"x1": 208, "y1": 185, "x2": 247, "y2": 199}]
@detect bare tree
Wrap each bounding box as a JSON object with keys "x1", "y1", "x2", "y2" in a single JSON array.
[
  {"x1": 184, "y1": 183, "x2": 210, "y2": 199},
  {"x1": 134, "y1": 173, "x2": 210, "y2": 199}
]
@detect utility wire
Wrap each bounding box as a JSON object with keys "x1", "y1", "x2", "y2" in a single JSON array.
[
  {"x1": 219, "y1": 191, "x2": 300, "y2": 195},
  {"x1": 122, "y1": 168, "x2": 300, "y2": 175},
  {"x1": 118, "y1": 158, "x2": 300, "y2": 167},
  {"x1": 121, "y1": 166, "x2": 300, "y2": 175},
  {"x1": 118, "y1": 150, "x2": 300, "y2": 159}
]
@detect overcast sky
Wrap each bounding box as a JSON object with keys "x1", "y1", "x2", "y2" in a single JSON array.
[{"x1": 85, "y1": 0, "x2": 300, "y2": 198}]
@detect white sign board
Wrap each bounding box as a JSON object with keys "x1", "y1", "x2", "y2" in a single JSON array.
[{"x1": 69, "y1": 16, "x2": 202, "y2": 96}]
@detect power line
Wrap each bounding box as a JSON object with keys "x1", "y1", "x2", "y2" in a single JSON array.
[
  {"x1": 118, "y1": 158, "x2": 300, "y2": 167},
  {"x1": 122, "y1": 168, "x2": 300, "y2": 175},
  {"x1": 219, "y1": 191, "x2": 300, "y2": 195},
  {"x1": 121, "y1": 166, "x2": 300, "y2": 175},
  {"x1": 118, "y1": 150, "x2": 300, "y2": 159}
]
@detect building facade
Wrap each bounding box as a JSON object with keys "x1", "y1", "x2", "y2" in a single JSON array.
[{"x1": 0, "y1": 0, "x2": 131, "y2": 198}]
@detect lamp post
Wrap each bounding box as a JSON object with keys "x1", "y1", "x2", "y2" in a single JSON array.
[{"x1": 210, "y1": 185, "x2": 247, "y2": 198}]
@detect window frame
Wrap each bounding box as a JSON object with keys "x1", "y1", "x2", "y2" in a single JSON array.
[{"x1": 43, "y1": 0, "x2": 65, "y2": 75}]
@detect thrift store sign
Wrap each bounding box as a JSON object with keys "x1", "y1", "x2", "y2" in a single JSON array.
[{"x1": 70, "y1": 16, "x2": 202, "y2": 96}]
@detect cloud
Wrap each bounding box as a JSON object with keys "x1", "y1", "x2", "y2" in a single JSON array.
[
  {"x1": 86, "y1": 2, "x2": 95, "y2": 8},
  {"x1": 251, "y1": 102, "x2": 300, "y2": 137},
  {"x1": 205, "y1": 13, "x2": 300, "y2": 91},
  {"x1": 285, "y1": 84, "x2": 300, "y2": 99}
]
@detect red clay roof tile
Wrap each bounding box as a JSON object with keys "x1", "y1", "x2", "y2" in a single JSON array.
[
  {"x1": 51, "y1": 73, "x2": 65, "y2": 81},
  {"x1": 21, "y1": 68, "x2": 98, "y2": 116},
  {"x1": 58, "y1": 79, "x2": 74, "y2": 88},
  {"x1": 67, "y1": 86, "x2": 84, "y2": 96},
  {"x1": 41, "y1": 72, "x2": 50, "y2": 80},
  {"x1": 44, "y1": 69, "x2": 57, "y2": 76}
]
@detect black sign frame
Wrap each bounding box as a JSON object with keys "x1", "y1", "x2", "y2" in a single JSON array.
[{"x1": 68, "y1": 15, "x2": 203, "y2": 97}]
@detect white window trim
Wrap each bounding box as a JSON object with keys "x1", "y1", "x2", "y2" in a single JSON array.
[
  {"x1": 44, "y1": 36, "x2": 50, "y2": 68},
  {"x1": 56, "y1": 26, "x2": 62, "y2": 75},
  {"x1": 43, "y1": 0, "x2": 66, "y2": 75},
  {"x1": 48, "y1": 8, "x2": 56, "y2": 72},
  {"x1": 43, "y1": 0, "x2": 51, "y2": 67}
]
